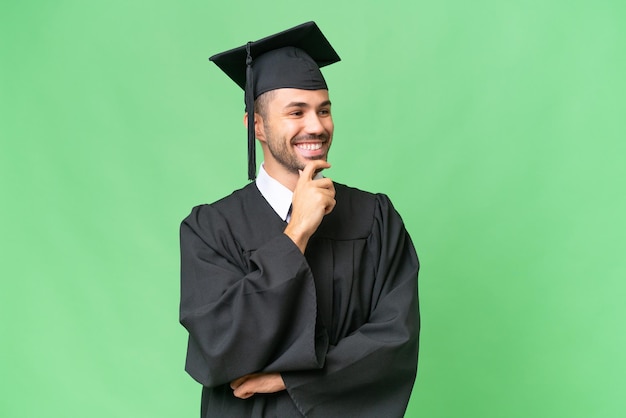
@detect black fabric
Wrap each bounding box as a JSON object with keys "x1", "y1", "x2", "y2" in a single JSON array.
[
  {"x1": 251, "y1": 46, "x2": 328, "y2": 99},
  {"x1": 180, "y1": 183, "x2": 420, "y2": 417},
  {"x1": 209, "y1": 21, "x2": 340, "y2": 94}
]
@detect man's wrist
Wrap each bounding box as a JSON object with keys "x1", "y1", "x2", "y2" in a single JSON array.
[{"x1": 283, "y1": 224, "x2": 310, "y2": 254}]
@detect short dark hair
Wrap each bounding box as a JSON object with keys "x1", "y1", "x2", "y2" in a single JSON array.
[{"x1": 253, "y1": 90, "x2": 276, "y2": 120}]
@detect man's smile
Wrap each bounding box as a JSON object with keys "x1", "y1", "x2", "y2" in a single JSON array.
[{"x1": 295, "y1": 142, "x2": 324, "y2": 151}]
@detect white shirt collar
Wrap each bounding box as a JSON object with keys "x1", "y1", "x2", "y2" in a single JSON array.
[
  {"x1": 255, "y1": 163, "x2": 324, "y2": 222},
  {"x1": 255, "y1": 164, "x2": 293, "y2": 222}
]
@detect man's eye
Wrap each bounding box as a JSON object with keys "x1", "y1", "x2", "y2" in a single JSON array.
[
  {"x1": 290, "y1": 111, "x2": 303, "y2": 116},
  {"x1": 319, "y1": 109, "x2": 331, "y2": 116}
]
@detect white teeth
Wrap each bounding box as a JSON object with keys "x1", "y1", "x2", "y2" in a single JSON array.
[{"x1": 296, "y1": 143, "x2": 323, "y2": 151}]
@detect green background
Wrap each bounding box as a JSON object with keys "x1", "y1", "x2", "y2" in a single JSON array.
[{"x1": 1, "y1": 1, "x2": 624, "y2": 417}]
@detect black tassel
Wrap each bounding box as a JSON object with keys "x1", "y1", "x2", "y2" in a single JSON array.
[{"x1": 245, "y1": 42, "x2": 256, "y2": 181}]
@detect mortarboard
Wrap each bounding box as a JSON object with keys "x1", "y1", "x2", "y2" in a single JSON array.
[{"x1": 209, "y1": 21, "x2": 341, "y2": 180}]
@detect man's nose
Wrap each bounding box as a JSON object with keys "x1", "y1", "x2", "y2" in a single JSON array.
[{"x1": 304, "y1": 112, "x2": 325, "y2": 135}]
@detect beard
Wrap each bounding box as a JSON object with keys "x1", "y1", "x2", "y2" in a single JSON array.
[{"x1": 264, "y1": 127, "x2": 330, "y2": 174}]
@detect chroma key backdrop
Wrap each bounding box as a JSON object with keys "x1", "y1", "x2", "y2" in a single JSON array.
[{"x1": 1, "y1": 1, "x2": 624, "y2": 417}]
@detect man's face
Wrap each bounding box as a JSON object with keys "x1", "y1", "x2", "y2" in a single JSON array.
[{"x1": 258, "y1": 88, "x2": 334, "y2": 174}]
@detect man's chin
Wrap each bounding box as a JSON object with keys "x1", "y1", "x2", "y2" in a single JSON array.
[
  {"x1": 280, "y1": 155, "x2": 328, "y2": 174},
  {"x1": 302, "y1": 155, "x2": 327, "y2": 164},
  {"x1": 296, "y1": 156, "x2": 327, "y2": 171}
]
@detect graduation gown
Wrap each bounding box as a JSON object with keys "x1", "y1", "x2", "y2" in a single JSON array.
[{"x1": 180, "y1": 182, "x2": 420, "y2": 417}]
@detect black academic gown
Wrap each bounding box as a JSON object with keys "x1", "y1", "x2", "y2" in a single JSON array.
[{"x1": 180, "y1": 182, "x2": 419, "y2": 417}]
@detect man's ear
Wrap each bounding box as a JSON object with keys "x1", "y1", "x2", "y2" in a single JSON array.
[{"x1": 244, "y1": 112, "x2": 266, "y2": 141}]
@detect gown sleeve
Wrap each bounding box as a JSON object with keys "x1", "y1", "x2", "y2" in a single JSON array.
[
  {"x1": 281, "y1": 194, "x2": 420, "y2": 418},
  {"x1": 179, "y1": 204, "x2": 328, "y2": 387}
]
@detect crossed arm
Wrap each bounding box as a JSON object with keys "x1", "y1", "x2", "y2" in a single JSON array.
[{"x1": 230, "y1": 373, "x2": 286, "y2": 399}]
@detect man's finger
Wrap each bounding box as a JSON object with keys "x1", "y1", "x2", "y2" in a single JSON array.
[
  {"x1": 300, "y1": 160, "x2": 331, "y2": 181},
  {"x1": 313, "y1": 177, "x2": 334, "y2": 190},
  {"x1": 230, "y1": 375, "x2": 249, "y2": 390},
  {"x1": 233, "y1": 383, "x2": 253, "y2": 399}
]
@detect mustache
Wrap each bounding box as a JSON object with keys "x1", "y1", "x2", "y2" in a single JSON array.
[{"x1": 291, "y1": 134, "x2": 330, "y2": 143}]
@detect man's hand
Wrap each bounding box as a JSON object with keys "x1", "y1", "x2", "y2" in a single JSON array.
[
  {"x1": 230, "y1": 373, "x2": 286, "y2": 399},
  {"x1": 284, "y1": 160, "x2": 336, "y2": 253}
]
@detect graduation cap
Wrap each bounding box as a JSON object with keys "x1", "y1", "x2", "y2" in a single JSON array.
[{"x1": 209, "y1": 21, "x2": 341, "y2": 180}]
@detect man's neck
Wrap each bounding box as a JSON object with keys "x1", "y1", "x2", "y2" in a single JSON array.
[{"x1": 262, "y1": 162, "x2": 299, "y2": 192}]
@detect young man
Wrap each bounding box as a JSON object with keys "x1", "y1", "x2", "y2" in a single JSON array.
[{"x1": 180, "y1": 22, "x2": 420, "y2": 417}]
